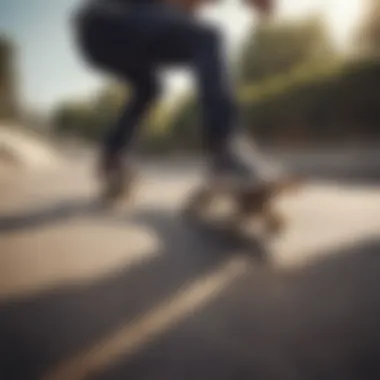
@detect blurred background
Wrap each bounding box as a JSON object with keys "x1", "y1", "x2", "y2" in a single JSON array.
[
  {"x1": 1, "y1": 1, "x2": 380, "y2": 380},
  {"x1": 1, "y1": 0, "x2": 380, "y2": 176},
  {"x1": 0, "y1": 0, "x2": 378, "y2": 145}
]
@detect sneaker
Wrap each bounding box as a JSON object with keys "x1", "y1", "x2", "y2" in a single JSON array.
[
  {"x1": 98, "y1": 151, "x2": 135, "y2": 203},
  {"x1": 208, "y1": 134, "x2": 280, "y2": 189}
]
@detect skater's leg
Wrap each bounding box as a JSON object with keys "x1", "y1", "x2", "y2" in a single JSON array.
[
  {"x1": 95, "y1": 69, "x2": 160, "y2": 201},
  {"x1": 189, "y1": 27, "x2": 238, "y2": 153},
  {"x1": 103, "y1": 70, "x2": 160, "y2": 158},
  {"x1": 75, "y1": 5, "x2": 163, "y2": 173},
  {"x1": 155, "y1": 20, "x2": 262, "y2": 182},
  {"x1": 150, "y1": 17, "x2": 238, "y2": 154}
]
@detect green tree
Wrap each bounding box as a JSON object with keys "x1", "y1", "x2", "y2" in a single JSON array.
[
  {"x1": 53, "y1": 83, "x2": 128, "y2": 140},
  {"x1": 0, "y1": 36, "x2": 18, "y2": 119},
  {"x1": 357, "y1": 0, "x2": 380, "y2": 54},
  {"x1": 239, "y1": 16, "x2": 336, "y2": 84}
]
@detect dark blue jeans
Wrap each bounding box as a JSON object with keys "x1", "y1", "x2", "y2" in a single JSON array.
[{"x1": 77, "y1": 3, "x2": 237, "y2": 156}]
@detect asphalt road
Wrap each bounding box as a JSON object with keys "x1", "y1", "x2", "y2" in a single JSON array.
[{"x1": 1, "y1": 159, "x2": 380, "y2": 380}]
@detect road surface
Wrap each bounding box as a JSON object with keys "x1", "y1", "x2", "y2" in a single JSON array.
[{"x1": 1, "y1": 158, "x2": 380, "y2": 380}]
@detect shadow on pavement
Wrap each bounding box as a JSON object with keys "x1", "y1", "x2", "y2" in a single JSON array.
[
  {"x1": 1, "y1": 197, "x2": 380, "y2": 380},
  {"x1": 0, "y1": 203, "x2": 266, "y2": 380},
  {"x1": 0, "y1": 197, "x2": 104, "y2": 234},
  {"x1": 92, "y1": 237, "x2": 380, "y2": 380}
]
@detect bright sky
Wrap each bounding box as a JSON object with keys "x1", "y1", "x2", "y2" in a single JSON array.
[{"x1": 0, "y1": 0, "x2": 365, "y2": 113}]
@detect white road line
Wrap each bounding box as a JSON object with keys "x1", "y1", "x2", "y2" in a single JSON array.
[{"x1": 43, "y1": 257, "x2": 247, "y2": 380}]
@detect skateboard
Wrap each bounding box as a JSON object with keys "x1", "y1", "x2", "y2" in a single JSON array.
[{"x1": 182, "y1": 175, "x2": 303, "y2": 243}]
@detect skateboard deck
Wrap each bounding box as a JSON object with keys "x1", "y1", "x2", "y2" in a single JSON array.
[{"x1": 182, "y1": 175, "x2": 303, "y2": 244}]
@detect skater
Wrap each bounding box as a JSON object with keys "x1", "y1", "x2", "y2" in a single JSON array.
[{"x1": 73, "y1": 0, "x2": 275, "y2": 200}]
